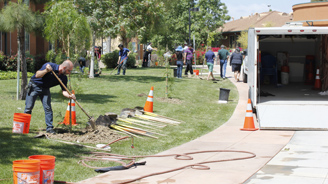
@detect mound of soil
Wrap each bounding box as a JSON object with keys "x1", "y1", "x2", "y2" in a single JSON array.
[
  {"x1": 46, "y1": 126, "x2": 124, "y2": 144},
  {"x1": 156, "y1": 97, "x2": 183, "y2": 104}
]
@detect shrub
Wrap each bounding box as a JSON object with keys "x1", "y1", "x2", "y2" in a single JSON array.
[
  {"x1": 101, "y1": 50, "x2": 136, "y2": 69},
  {"x1": 0, "y1": 71, "x2": 34, "y2": 80},
  {"x1": 2, "y1": 54, "x2": 18, "y2": 71}
]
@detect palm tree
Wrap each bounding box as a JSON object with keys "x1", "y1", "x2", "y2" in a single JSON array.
[{"x1": 0, "y1": 0, "x2": 42, "y2": 100}]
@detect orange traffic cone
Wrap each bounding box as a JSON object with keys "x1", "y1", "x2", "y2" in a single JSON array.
[
  {"x1": 144, "y1": 86, "x2": 154, "y2": 112},
  {"x1": 313, "y1": 68, "x2": 322, "y2": 90},
  {"x1": 60, "y1": 91, "x2": 77, "y2": 126},
  {"x1": 240, "y1": 99, "x2": 258, "y2": 131}
]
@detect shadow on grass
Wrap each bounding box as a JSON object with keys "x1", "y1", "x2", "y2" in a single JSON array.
[
  {"x1": 0, "y1": 128, "x2": 91, "y2": 165},
  {"x1": 51, "y1": 93, "x2": 117, "y2": 104},
  {"x1": 100, "y1": 75, "x2": 182, "y2": 84}
]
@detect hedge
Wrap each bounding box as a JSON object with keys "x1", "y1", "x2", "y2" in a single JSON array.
[{"x1": 101, "y1": 50, "x2": 136, "y2": 69}]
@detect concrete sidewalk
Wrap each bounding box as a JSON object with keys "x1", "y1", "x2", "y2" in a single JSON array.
[{"x1": 78, "y1": 66, "x2": 294, "y2": 184}]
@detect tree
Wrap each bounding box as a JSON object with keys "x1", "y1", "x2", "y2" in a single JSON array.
[
  {"x1": 193, "y1": 0, "x2": 230, "y2": 47},
  {"x1": 236, "y1": 31, "x2": 248, "y2": 49},
  {"x1": 44, "y1": 1, "x2": 91, "y2": 60},
  {"x1": 0, "y1": 0, "x2": 42, "y2": 100},
  {"x1": 74, "y1": 0, "x2": 116, "y2": 78},
  {"x1": 109, "y1": 0, "x2": 165, "y2": 46},
  {"x1": 311, "y1": 0, "x2": 326, "y2": 2}
]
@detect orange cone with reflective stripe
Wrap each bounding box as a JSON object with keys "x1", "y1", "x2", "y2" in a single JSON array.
[
  {"x1": 313, "y1": 68, "x2": 322, "y2": 90},
  {"x1": 240, "y1": 99, "x2": 258, "y2": 131},
  {"x1": 60, "y1": 91, "x2": 77, "y2": 126},
  {"x1": 144, "y1": 86, "x2": 154, "y2": 112}
]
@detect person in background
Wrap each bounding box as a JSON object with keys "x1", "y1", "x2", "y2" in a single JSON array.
[
  {"x1": 230, "y1": 48, "x2": 243, "y2": 82},
  {"x1": 183, "y1": 43, "x2": 188, "y2": 51},
  {"x1": 143, "y1": 42, "x2": 153, "y2": 67},
  {"x1": 116, "y1": 44, "x2": 131, "y2": 75},
  {"x1": 184, "y1": 44, "x2": 194, "y2": 76},
  {"x1": 218, "y1": 45, "x2": 230, "y2": 79},
  {"x1": 24, "y1": 60, "x2": 76, "y2": 134},
  {"x1": 79, "y1": 56, "x2": 86, "y2": 74},
  {"x1": 205, "y1": 47, "x2": 216, "y2": 81},
  {"x1": 175, "y1": 46, "x2": 184, "y2": 79}
]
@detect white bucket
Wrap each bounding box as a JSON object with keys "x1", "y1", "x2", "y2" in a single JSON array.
[{"x1": 281, "y1": 72, "x2": 289, "y2": 85}]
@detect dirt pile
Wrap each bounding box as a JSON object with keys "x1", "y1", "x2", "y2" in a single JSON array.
[{"x1": 46, "y1": 126, "x2": 124, "y2": 144}]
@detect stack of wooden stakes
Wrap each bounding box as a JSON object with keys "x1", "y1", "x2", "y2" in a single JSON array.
[{"x1": 108, "y1": 107, "x2": 184, "y2": 139}]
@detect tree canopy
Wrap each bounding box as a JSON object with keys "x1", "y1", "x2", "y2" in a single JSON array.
[{"x1": 44, "y1": 1, "x2": 91, "y2": 58}]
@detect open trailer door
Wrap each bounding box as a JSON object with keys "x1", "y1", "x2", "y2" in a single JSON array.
[
  {"x1": 253, "y1": 26, "x2": 328, "y2": 130},
  {"x1": 246, "y1": 28, "x2": 258, "y2": 111}
]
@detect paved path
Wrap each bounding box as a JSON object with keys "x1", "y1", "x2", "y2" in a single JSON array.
[{"x1": 78, "y1": 65, "x2": 294, "y2": 184}]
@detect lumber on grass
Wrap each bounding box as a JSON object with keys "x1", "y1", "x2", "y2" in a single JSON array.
[{"x1": 117, "y1": 123, "x2": 166, "y2": 136}]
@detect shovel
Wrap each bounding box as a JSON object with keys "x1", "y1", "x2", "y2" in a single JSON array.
[
  {"x1": 110, "y1": 57, "x2": 127, "y2": 75},
  {"x1": 51, "y1": 70, "x2": 97, "y2": 130}
]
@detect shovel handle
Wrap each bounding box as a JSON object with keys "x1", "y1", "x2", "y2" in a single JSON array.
[{"x1": 51, "y1": 70, "x2": 92, "y2": 119}]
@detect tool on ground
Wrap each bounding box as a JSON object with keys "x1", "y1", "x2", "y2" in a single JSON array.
[
  {"x1": 95, "y1": 161, "x2": 146, "y2": 173},
  {"x1": 135, "y1": 106, "x2": 185, "y2": 124},
  {"x1": 51, "y1": 70, "x2": 96, "y2": 130},
  {"x1": 110, "y1": 57, "x2": 128, "y2": 75}
]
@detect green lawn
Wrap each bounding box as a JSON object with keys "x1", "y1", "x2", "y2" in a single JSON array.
[{"x1": 0, "y1": 67, "x2": 238, "y2": 183}]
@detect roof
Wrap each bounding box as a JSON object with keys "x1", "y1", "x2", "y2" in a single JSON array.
[{"x1": 220, "y1": 11, "x2": 293, "y2": 33}]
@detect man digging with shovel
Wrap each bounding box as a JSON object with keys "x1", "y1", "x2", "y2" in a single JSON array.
[
  {"x1": 24, "y1": 60, "x2": 76, "y2": 134},
  {"x1": 115, "y1": 44, "x2": 131, "y2": 76}
]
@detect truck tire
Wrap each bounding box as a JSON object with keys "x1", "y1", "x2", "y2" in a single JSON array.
[{"x1": 243, "y1": 73, "x2": 247, "y2": 83}]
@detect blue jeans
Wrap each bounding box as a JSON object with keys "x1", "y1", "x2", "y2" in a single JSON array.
[
  {"x1": 220, "y1": 59, "x2": 227, "y2": 78},
  {"x1": 24, "y1": 82, "x2": 53, "y2": 131},
  {"x1": 117, "y1": 58, "x2": 127, "y2": 75},
  {"x1": 176, "y1": 61, "x2": 183, "y2": 78},
  {"x1": 80, "y1": 66, "x2": 85, "y2": 74}
]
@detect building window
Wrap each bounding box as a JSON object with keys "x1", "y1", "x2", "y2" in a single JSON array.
[
  {"x1": 24, "y1": 0, "x2": 30, "y2": 6},
  {"x1": 131, "y1": 42, "x2": 136, "y2": 52},
  {"x1": 229, "y1": 35, "x2": 235, "y2": 48},
  {"x1": 25, "y1": 32, "x2": 30, "y2": 52}
]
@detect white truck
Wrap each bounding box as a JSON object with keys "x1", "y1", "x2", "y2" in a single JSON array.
[{"x1": 244, "y1": 25, "x2": 328, "y2": 130}]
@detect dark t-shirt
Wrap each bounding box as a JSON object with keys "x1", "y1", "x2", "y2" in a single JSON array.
[
  {"x1": 230, "y1": 52, "x2": 243, "y2": 65},
  {"x1": 205, "y1": 50, "x2": 215, "y2": 64},
  {"x1": 218, "y1": 49, "x2": 230, "y2": 60},
  {"x1": 176, "y1": 51, "x2": 183, "y2": 61},
  {"x1": 79, "y1": 57, "x2": 86, "y2": 66},
  {"x1": 30, "y1": 62, "x2": 67, "y2": 91}
]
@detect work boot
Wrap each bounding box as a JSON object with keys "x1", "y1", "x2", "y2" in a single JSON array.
[{"x1": 46, "y1": 128, "x2": 56, "y2": 134}]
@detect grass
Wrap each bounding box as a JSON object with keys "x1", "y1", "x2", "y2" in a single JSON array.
[{"x1": 0, "y1": 67, "x2": 238, "y2": 183}]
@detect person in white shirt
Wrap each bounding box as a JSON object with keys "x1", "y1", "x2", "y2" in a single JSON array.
[{"x1": 143, "y1": 42, "x2": 153, "y2": 67}]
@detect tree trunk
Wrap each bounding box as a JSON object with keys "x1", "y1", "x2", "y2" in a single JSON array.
[
  {"x1": 89, "y1": 32, "x2": 95, "y2": 78},
  {"x1": 19, "y1": 28, "x2": 27, "y2": 100}
]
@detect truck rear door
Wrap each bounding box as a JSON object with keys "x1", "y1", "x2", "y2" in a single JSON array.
[{"x1": 247, "y1": 28, "x2": 258, "y2": 108}]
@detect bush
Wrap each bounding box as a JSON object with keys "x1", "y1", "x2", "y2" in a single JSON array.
[
  {"x1": 0, "y1": 52, "x2": 47, "y2": 73},
  {"x1": 101, "y1": 50, "x2": 136, "y2": 69},
  {"x1": 0, "y1": 71, "x2": 34, "y2": 80}
]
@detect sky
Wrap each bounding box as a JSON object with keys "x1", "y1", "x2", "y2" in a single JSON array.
[{"x1": 220, "y1": 0, "x2": 311, "y2": 20}]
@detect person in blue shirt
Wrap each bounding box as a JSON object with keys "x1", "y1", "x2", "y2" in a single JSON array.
[
  {"x1": 205, "y1": 47, "x2": 216, "y2": 81},
  {"x1": 116, "y1": 44, "x2": 131, "y2": 75},
  {"x1": 24, "y1": 60, "x2": 76, "y2": 134}
]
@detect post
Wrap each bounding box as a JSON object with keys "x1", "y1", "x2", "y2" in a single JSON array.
[
  {"x1": 69, "y1": 99, "x2": 72, "y2": 133},
  {"x1": 189, "y1": 8, "x2": 191, "y2": 45},
  {"x1": 193, "y1": 35, "x2": 196, "y2": 70}
]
